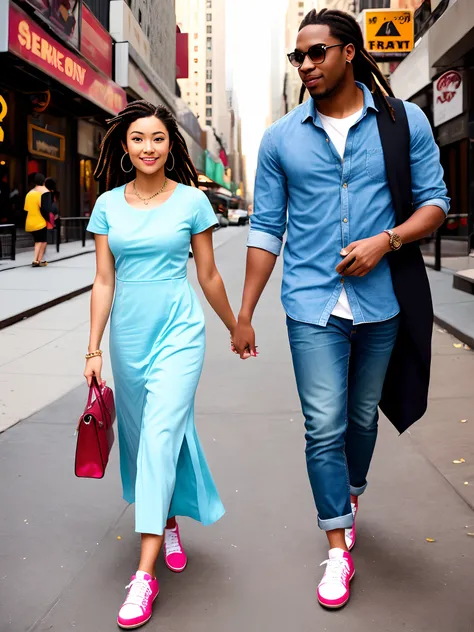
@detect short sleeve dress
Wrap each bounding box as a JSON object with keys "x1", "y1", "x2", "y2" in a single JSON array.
[{"x1": 87, "y1": 183, "x2": 224, "y2": 535}]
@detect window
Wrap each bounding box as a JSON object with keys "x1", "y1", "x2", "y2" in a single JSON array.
[
  {"x1": 207, "y1": 37, "x2": 212, "y2": 51},
  {"x1": 298, "y1": 11, "x2": 304, "y2": 17},
  {"x1": 206, "y1": 0, "x2": 212, "y2": 7},
  {"x1": 187, "y1": 92, "x2": 190, "y2": 96},
  {"x1": 194, "y1": 33, "x2": 198, "y2": 39},
  {"x1": 138, "y1": 9, "x2": 142, "y2": 25},
  {"x1": 194, "y1": 58, "x2": 198, "y2": 63},
  {"x1": 298, "y1": 1, "x2": 304, "y2": 6},
  {"x1": 206, "y1": 108, "x2": 212, "y2": 117},
  {"x1": 206, "y1": 96, "x2": 212, "y2": 104},
  {"x1": 206, "y1": 83, "x2": 212, "y2": 93},
  {"x1": 207, "y1": 25, "x2": 212, "y2": 33},
  {"x1": 206, "y1": 59, "x2": 212, "y2": 68},
  {"x1": 194, "y1": 45, "x2": 198, "y2": 52},
  {"x1": 206, "y1": 119, "x2": 212, "y2": 126},
  {"x1": 206, "y1": 13, "x2": 212, "y2": 21},
  {"x1": 195, "y1": 82, "x2": 199, "y2": 86},
  {"x1": 206, "y1": 70, "x2": 212, "y2": 80}
]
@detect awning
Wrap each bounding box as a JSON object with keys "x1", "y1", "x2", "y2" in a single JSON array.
[{"x1": 429, "y1": 0, "x2": 474, "y2": 68}]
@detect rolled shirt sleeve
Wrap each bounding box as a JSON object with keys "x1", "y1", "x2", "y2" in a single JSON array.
[
  {"x1": 247, "y1": 126, "x2": 288, "y2": 256},
  {"x1": 405, "y1": 102, "x2": 450, "y2": 214}
]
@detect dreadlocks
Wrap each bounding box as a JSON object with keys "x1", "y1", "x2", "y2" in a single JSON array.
[
  {"x1": 298, "y1": 8, "x2": 395, "y2": 120},
  {"x1": 94, "y1": 100, "x2": 199, "y2": 191}
]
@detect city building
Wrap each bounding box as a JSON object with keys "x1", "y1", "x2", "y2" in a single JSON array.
[
  {"x1": 0, "y1": 0, "x2": 127, "y2": 228},
  {"x1": 389, "y1": 0, "x2": 473, "y2": 252}
]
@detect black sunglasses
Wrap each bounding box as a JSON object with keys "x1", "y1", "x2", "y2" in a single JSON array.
[{"x1": 287, "y1": 43, "x2": 345, "y2": 68}]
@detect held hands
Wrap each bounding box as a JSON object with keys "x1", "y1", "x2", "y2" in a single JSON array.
[
  {"x1": 231, "y1": 318, "x2": 258, "y2": 360},
  {"x1": 336, "y1": 233, "x2": 391, "y2": 278}
]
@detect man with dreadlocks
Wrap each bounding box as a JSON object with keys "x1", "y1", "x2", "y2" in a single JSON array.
[{"x1": 233, "y1": 9, "x2": 449, "y2": 609}]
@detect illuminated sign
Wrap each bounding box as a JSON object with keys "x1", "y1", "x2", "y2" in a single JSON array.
[
  {"x1": 362, "y1": 9, "x2": 414, "y2": 58},
  {"x1": 8, "y1": 4, "x2": 127, "y2": 115},
  {"x1": 433, "y1": 71, "x2": 464, "y2": 128},
  {"x1": 0, "y1": 95, "x2": 7, "y2": 143}
]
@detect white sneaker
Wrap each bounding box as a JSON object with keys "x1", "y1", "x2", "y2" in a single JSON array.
[{"x1": 317, "y1": 548, "x2": 355, "y2": 609}]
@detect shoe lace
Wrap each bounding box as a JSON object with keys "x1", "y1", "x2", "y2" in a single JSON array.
[
  {"x1": 320, "y1": 557, "x2": 350, "y2": 584},
  {"x1": 165, "y1": 529, "x2": 182, "y2": 555},
  {"x1": 124, "y1": 578, "x2": 151, "y2": 608}
]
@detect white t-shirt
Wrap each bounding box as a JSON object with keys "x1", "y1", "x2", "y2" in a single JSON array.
[{"x1": 318, "y1": 108, "x2": 363, "y2": 321}]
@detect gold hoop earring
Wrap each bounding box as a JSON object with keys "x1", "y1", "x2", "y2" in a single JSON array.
[{"x1": 121, "y1": 152, "x2": 134, "y2": 173}]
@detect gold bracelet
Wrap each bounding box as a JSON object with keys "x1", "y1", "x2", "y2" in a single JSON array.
[{"x1": 85, "y1": 350, "x2": 103, "y2": 359}]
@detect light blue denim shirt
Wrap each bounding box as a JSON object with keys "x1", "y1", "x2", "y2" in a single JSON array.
[{"x1": 248, "y1": 83, "x2": 450, "y2": 326}]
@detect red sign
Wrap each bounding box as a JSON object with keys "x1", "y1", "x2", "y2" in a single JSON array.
[
  {"x1": 8, "y1": 4, "x2": 126, "y2": 115},
  {"x1": 176, "y1": 32, "x2": 189, "y2": 79},
  {"x1": 81, "y1": 5, "x2": 112, "y2": 78}
]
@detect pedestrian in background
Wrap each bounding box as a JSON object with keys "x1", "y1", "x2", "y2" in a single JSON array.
[
  {"x1": 85, "y1": 100, "x2": 235, "y2": 629},
  {"x1": 24, "y1": 173, "x2": 51, "y2": 267},
  {"x1": 233, "y1": 8, "x2": 449, "y2": 609},
  {"x1": 44, "y1": 177, "x2": 60, "y2": 230}
]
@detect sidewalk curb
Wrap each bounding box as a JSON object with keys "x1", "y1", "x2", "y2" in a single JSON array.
[
  {"x1": 433, "y1": 315, "x2": 474, "y2": 350},
  {"x1": 0, "y1": 285, "x2": 93, "y2": 330},
  {"x1": 0, "y1": 247, "x2": 95, "y2": 272}
]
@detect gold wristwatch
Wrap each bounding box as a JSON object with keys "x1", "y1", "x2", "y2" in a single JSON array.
[{"x1": 384, "y1": 229, "x2": 402, "y2": 251}]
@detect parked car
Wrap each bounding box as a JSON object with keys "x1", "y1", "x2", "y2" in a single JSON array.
[{"x1": 228, "y1": 208, "x2": 249, "y2": 226}]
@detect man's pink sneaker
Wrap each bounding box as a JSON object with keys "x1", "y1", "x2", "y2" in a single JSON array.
[
  {"x1": 164, "y1": 523, "x2": 188, "y2": 573},
  {"x1": 117, "y1": 571, "x2": 159, "y2": 629},
  {"x1": 317, "y1": 548, "x2": 355, "y2": 609},
  {"x1": 345, "y1": 499, "x2": 358, "y2": 551}
]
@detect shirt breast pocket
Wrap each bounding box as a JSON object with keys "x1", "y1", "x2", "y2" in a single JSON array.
[{"x1": 366, "y1": 148, "x2": 388, "y2": 183}]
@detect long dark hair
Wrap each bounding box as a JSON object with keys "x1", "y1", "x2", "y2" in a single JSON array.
[
  {"x1": 94, "y1": 100, "x2": 198, "y2": 190},
  {"x1": 298, "y1": 9, "x2": 395, "y2": 120}
]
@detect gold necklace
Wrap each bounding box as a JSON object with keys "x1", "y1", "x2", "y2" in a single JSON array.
[{"x1": 132, "y1": 178, "x2": 167, "y2": 205}]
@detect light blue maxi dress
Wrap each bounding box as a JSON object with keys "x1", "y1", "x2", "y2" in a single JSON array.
[{"x1": 87, "y1": 183, "x2": 225, "y2": 535}]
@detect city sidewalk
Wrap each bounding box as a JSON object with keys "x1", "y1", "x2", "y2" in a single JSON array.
[{"x1": 1, "y1": 228, "x2": 473, "y2": 632}]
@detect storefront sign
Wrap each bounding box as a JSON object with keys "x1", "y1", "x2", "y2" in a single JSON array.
[
  {"x1": 28, "y1": 124, "x2": 65, "y2": 161},
  {"x1": 81, "y1": 4, "x2": 112, "y2": 78},
  {"x1": 19, "y1": 0, "x2": 80, "y2": 49},
  {"x1": 433, "y1": 70, "x2": 464, "y2": 128},
  {"x1": 0, "y1": 95, "x2": 7, "y2": 143},
  {"x1": 176, "y1": 32, "x2": 189, "y2": 79},
  {"x1": 9, "y1": 4, "x2": 127, "y2": 115},
  {"x1": 362, "y1": 9, "x2": 414, "y2": 57}
]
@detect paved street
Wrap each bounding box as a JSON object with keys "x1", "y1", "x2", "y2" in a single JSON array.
[{"x1": 1, "y1": 227, "x2": 474, "y2": 632}]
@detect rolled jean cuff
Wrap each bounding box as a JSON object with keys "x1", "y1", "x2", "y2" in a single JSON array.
[
  {"x1": 318, "y1": 511, "x2": 353, "y2": 531},
  {"x1": 350, "y1": 482, "x2": 367, "y2": 497}
]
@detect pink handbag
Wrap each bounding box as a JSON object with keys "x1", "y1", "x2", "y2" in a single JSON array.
[{"x1": 75, "y1": 377, "x2": 116, "y2": 479}]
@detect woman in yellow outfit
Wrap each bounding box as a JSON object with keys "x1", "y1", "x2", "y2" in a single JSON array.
[{"x1": 24, "y1": 173, "x2": 51, "y2": 267}]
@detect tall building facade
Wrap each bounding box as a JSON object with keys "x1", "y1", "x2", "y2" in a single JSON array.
[{"x1": 176, "y1": 0, "x2": 230, "y2": 155}]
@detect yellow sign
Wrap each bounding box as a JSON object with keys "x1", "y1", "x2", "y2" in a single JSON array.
[
  {"x1": 0, "y1": 95, "x2": 7, "y2": 143},
  {"x1": 364, "y1": 10, "x2": 414, "y2": 56}
]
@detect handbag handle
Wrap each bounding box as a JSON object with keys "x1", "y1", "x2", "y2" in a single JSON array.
[{"x1": 86, "y1": 376, "x2": 107, "y2": 418}]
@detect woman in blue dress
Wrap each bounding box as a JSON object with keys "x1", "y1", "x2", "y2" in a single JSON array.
[{"x1": 84, "y1": 101, "x2": 239, "y2": 629}]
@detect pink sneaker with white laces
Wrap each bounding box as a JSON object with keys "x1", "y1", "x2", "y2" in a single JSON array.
[
  {"x1": 117, "y1": 570, "x2": 159, "y2": 629},
  {"x1": 317, "y1": 548, "x2": 355, "y2": 609},
  {"x1": 345, "y1": 499, "x2": 358, "y2": 551},
  {"x1": 163, "y1": 523, "x2": 187, "y2": 573}
]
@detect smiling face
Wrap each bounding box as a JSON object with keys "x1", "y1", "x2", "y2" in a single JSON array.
[
  {"x1": 296, "y1": 24, "x2": 354, "y2": 100},
  {"x1": 123, "y1": 115, "x2": 172, "y2": 175}
]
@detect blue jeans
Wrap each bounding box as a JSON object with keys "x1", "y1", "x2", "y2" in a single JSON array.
[{"x1": 287, "y1": 315, "x2": 399, "y2": 531}]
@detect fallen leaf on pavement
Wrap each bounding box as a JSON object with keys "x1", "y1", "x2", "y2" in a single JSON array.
[
  {"x1": 464, "y1": 482, "x2": 469, "y2": 486},
  {"x1": 426, "y1": 538, "x2": 436, "y2": 543},
  {"x1": 463, "y1": 345, "x2": 471, "y2": 351},
  {"x1": 453, "y1": 460, "x2": 465, "y2": 464},
  {"x1": 117, "y1": 536, "x2": 122, "y2": 540},
  {"x1": 467, "y1": 533, "x2": 474, "y2": 537},
  {"x1": 460, "y1": 419, "x2": 468, "y2": 423},
  {"x1": 453, "y1": 343, "x2": 463, "y2": 348}
]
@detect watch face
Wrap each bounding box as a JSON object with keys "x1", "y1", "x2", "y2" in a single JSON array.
[{"x1": 392, "y1": 234, "x2": 402, "y2": 250}]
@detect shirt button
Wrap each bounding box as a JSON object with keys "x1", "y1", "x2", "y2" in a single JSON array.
[
  {"x1": 343, "y1": 182, "x2": 348, "y2": 189},
  {"x1": 340, "y1": 278, "x2": 345, "y2": 284},
  {"x1": 343, "y1": 217, "x2": 348, "y2": 223},
  {"x1": 325, "y1": 137, "x2": 329, "y2": 142}
]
